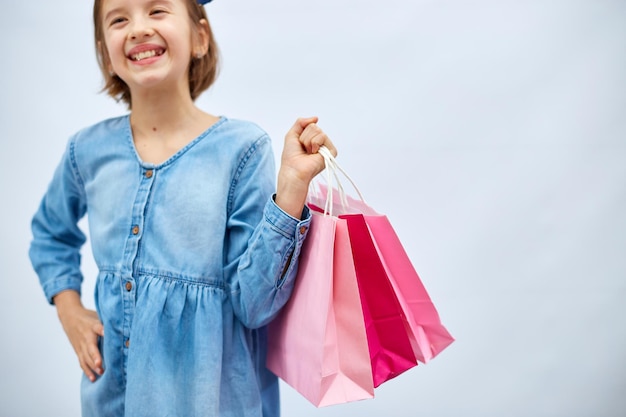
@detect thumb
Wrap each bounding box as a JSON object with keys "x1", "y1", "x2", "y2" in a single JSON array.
[{"x1": 286, "y1": 116, "x2": 319, "y2": 138}]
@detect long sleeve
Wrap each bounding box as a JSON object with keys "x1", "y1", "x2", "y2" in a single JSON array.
[
  {"x1": 224, "y1": 135, "x2": 310, "y2": 329},
  {"x1": 29, "y1": 138, "x2": 87, "y2": 304}
]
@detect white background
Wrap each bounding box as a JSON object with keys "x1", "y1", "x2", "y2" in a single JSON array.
[{"x1": 1, "y1": 0, "x2": 625, "y2": 416}]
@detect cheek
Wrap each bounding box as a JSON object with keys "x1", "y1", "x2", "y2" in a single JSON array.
[{"x1": 105, "y1": 39, "x2": 126, "y2": 67}]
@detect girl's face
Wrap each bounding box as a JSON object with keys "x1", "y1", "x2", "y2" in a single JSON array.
[{"x1": 99, "y1": 0, "x2": 207, "y2": 97}]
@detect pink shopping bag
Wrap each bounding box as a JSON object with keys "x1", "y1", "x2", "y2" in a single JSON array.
[
  {"x1": 266, "y1": 211, "x2": 374, "y2": 407},
  {"x1": 364, "y1": 214, "x2": 455, "y2": 363}
]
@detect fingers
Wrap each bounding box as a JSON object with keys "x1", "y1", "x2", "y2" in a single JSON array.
[
  {"x1": 88, "y1": 339, "x2": 104, "y2": 376},
  {"x1": 286, "y1": 116, "x2": 319, "y2": 139},
  {"x1": 83, "y1": 313, "x2": 105, "y2": 381},
  {"x1": 93, "y1": 322, "x2": 105, "y2": 337},
  {"x1": 58, "y1": 306, "x2": 105, "y2": 383},
  {"x1": 297, "y1": 116, "x2": 319, "y2": 129},
  {"x1": 299, "y1": 122, "x2": 336, "y2": 156},
  {"x1": 78, "y1": 332, "x2": 103, "y2": 382},
  {"x1": 90, "y1": 322, "x2": 105, "y2": 373}
]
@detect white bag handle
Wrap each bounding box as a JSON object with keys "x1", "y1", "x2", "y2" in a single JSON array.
[{"x1": 317, "y1": 146, "x2": 366, "y2": 216}]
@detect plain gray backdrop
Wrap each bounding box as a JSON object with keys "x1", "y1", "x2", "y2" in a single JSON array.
[{"x1": 1, "y1": 0, "x2": 625, "y2": 416}]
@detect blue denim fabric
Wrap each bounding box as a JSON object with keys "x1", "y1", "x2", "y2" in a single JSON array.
[{"x1": 29, "y1": 115, "x2": 311, "y2": 417}]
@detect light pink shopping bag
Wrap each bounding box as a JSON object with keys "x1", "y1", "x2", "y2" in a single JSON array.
[{"x1": 266, "y1": 211, "x2": 374, "y2": 407}]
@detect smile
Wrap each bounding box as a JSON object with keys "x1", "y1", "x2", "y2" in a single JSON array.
[{"x1": 129, "y1": 48, "x2": 164, "y2": 61}]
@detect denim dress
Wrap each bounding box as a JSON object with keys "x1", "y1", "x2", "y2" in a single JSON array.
[{"x1": 29, "y1": 115, "x2": 311, "y2": 417}]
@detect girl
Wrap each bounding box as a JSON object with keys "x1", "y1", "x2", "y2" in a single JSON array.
[{"x1": 29, "y1": 0, "x2": 336, "y2": 416}]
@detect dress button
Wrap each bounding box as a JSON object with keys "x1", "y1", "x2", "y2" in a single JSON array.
[
  {"x1": 125, "y1": 339, "x2": 130, "y2": 348},
  {"x1": 125, "y1": 282, "x2": 132, "y2": 291},
  {"x1": 145, "y1": 169, "x2": 153, "y2": 178},
  {"x1": 132, "y1": 225, "x2": 140, "y2": 235},
  {"x1": 299, "y1": 226, "x2": 307, "y2": 235}
]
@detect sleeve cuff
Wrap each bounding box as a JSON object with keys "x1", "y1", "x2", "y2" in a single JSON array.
[
  {"x1": 265, "y1": 195, "x2": 311, "y2": 242},
  {"x1": 42, "y1": 276, "x2": 82, "y2": 305}
]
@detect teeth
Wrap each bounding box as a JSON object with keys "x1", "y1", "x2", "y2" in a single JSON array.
[{"x1": 132, "y1": 50, "x2": 159, "y2": 61}]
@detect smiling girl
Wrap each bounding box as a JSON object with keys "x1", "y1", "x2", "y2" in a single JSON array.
[{"x1": 29, "y1": 0, "x2": 336, "y2": 416}]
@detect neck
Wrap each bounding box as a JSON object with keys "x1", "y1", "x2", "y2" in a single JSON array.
[
  {"x1": 129, "y1": 84, "x2": 200, "y2": 137},
  {"x1": 125, "y1": 84, "x2": 219, "y2": 165}
]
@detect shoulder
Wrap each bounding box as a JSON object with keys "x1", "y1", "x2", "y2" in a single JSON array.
[
  {"x1": 70, "y1": 115, "x2": 130, "y2": 146},
  {"x1": 212, "y1": 117, "x2": 271, "y2": 149},
  {"x1": 65, "y1": 115, "x2": 132, "y2": 171},
  {"x1": 204, "y1": 117, "x2": 276, "y2": 172}
]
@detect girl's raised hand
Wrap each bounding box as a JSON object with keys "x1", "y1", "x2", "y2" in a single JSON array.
[{"x1": 275, "y1": 117, "x2": 337, "y2": 218}]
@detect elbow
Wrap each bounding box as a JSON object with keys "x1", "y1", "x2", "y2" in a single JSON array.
[{"x1": 232, "y1": 287, "x2": 293, "y2": 330}]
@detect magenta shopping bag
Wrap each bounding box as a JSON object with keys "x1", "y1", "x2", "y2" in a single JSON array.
[
  {"x1": 342, "y1": 213, "x2": 418, "y2": 387},
  {"x1": 266, "y1": 211, "x2": 374, "y2": 407}
]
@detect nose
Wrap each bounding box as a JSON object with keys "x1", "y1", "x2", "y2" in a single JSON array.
[{"x1": 128, "y1": 18, "x2": 154, "y2": 40}]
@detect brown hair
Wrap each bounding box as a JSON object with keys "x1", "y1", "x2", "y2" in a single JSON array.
[{"x1": 93, "y1": 0, "x2": 219, "y2": 108}]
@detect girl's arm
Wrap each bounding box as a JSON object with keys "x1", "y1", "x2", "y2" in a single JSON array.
[
  {"x1": 225, "y1": 118, "x2": 335, "y2": 328},
  {"x1": 29, "y1": 139, "x2": 104, "y2": 382}
]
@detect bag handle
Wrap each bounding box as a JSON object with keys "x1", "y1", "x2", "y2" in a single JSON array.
[{"x1": 317, "y1": 146, "x2": 367, "y2": 216}]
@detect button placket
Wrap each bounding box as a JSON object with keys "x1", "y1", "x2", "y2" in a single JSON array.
[{"x1": 120, "y1": 167, "x2": 156, "y2": 368}]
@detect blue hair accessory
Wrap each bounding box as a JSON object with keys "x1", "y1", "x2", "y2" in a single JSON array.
[{"x1": 198, "y1": 0, "x2": 213, "y2": 4}]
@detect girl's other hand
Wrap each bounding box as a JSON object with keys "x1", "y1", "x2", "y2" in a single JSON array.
[
  {"x1": 275, "y1": 117, "x2": 337, "y2": 218},
  {"x1": 281, "y1": 116, "x2": 337, "y2": 181},
  {"x1": 53, "y1": 290, "x2": 105, "y2": 382}
]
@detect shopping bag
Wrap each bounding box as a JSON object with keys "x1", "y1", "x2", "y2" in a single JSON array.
[
  {"x1": 342, "y1": 213, "x2": 418, "y2": 387},
  {"x1": 266, "y1": 210, "x2": 374, "y2": 407},
  {"x1": 311, "y1": 147, "x2": 454, "y2": 365},
  {"x1": 363, "y1": 214, "x2": 455, "y2": 362}
]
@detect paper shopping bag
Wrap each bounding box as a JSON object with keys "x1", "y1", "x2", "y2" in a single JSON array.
[
  {"x1": 266, "y1": 211, "x2": 374, "y2": 407},
  {"x1": 341, "y1": 213, "x2": 418, "y2": 387}
]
